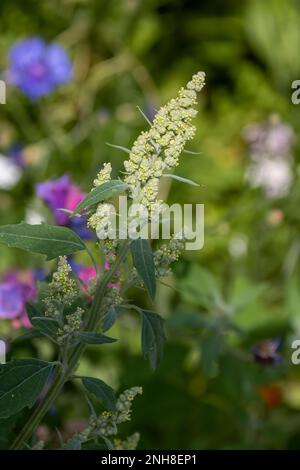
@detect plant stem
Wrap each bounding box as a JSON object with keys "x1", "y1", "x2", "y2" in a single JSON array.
[{"x1": 10, "y1": 241, "x2": 130, "y2": 450}]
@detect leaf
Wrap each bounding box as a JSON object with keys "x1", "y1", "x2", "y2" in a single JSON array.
[
  {"x1": 0, "y1": 223, "x2": 86, "y2": 260},
  {"x1": 0, "y1": 359, "x2": 53, "y2": 418},
  {"x1": 137, "y1": 106, "x2": 152, "y2": 125},
  {"x1": 26, "y1": 303, "x2": 58, "y2": 341},
  {"x1": 106, "y1": 142, "x2": 131, "y2": 154},
  {"x1": 200, "y1": 334, "x2": 223, "y2": 377},
  {"x1": 31, "y1": 318, "x2": 58, "y2": 341},
  {"x1": 82, "y1": 377, "x2": 116, "y2": 412},
  {"x1": 78, "y1": 332, "x2": 117, "y2": 345},
  {"x1": 140, "y1": 310, "x2": 166, "y2": 369},
  {"x1": 102, "y1": 306, "x2": 118, "y2": 332},
  {"x1": 0, "y1": 415, "x2": 19, "y2": 449},
  {"x1": 167, "y1": 311, "x2": 217, "y2": 330},
  {"x1": 183, "y1": 149, "x2": 202, "y2": 155},
  {"x1": 13, "y1": 331, "x2": 42, "y2": 343},
  {"x1": 73, "y1": 180, "x2": 128, "y2": 215},
  {"x1": 64, "y1": 438, "x2": 82, "y2": 450},
  {"x1": 101, "y1": 436, "x2": 114, "y2": 450},
  {"x1": 131, "y1": 238, "x2": 156, "y2": 299},
  {"x1": 179, "y1": 264, "x2": 221, "y2": 309},
  {"x1": 26, "y1": 302, "x2": 42, "y2": 322},
  {"x1": 162, "y1": 173, "x2": 199, "y2": 187}
]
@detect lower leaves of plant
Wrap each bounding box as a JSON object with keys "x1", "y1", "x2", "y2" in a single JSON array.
[
  {"x1": 0, "y1": 71, "x2": 205, "y2": 450},
  {"x1": 0, "y1": 359, "x2": 54, "y2": 418},
  {"x1": 81, "y1": 377, "x2": 116, "y2": 412}
]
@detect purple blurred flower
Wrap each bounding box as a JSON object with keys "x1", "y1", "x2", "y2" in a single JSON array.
[
  {"x1": 7, "y1": 37, "x2": 72, "y2": 100},
  {"x1": 0, "y1": 271, "x2": 37, "y2": 328},
  {"x1": 36, "y1": 175, "x2": 84, "y2": 225},
  {"x1": 252, "y1": 338, "x2": 282, "y2": 366},
  {"x1": 36, "y1": 174, "x2": 94, "y2": 240}
]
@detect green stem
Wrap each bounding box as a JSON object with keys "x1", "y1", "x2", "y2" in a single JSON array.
[{"x1": 10, "y1": 241, "x2": 130, "y2": 450}]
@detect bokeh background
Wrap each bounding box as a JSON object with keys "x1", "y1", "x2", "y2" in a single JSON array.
[{"x1": 1, "y1": 0, "x2": 300, "y2": 449}]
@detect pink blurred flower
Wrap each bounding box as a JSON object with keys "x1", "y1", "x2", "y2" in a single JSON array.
[{"x1": 77, "y1": 266, "x2": 97, "y2": 288}]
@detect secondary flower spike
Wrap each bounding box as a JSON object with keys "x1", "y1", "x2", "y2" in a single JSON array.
[{"x1": 7, "y1": 37, "x2": 72, "y2": 100}]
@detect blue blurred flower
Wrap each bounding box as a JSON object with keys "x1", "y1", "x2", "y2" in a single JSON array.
[
  {"x1": 7, "y1": 37, "x2": 72, "y2": 100},
  {"x1": 252, "y1": 338, "x2": 282, "y2": 366},
  {"x1": 8, "y1": 144, "x2": 25, "y2": 167},
  {"x1": 70, "y1": 217, "x2": 95, "y2": 241}
]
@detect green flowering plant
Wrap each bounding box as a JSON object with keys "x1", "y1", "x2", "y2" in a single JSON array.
[{"x1": 0, "y1": 72, "x2": 205, "y2": 450}]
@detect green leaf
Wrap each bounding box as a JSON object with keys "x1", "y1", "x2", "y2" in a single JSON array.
[
  {"x1": 73, "y1": 180, "x2": 127, "y2": 215},
  {"x1": 200, "y1": 333, "x2": 223, "y2": 377},
  {"x1": 0, "y1": 415, "x2": 19, "y2": 449},
  {"x1": 106, "y1": 142, "x2": 131, "y2": 154},
  {"x1": 13, "y1": 330, "x2": 42, "y2": 343},
  {"x1": 131, "y1": 239, "x2": 156, "y2": 299},
  {"x1": 78, "y1": 332, "x2": 117, "y2": 345},
  {"x1": 82, "y1": 377, "x2": 116, "y2": 412},
  {"x1": 26, "y1": 302, "x2": 42, "y2": 322},
  {"x1": 167, "y1": 311, "x2": 217, "y2": 330},
  {"x1": 26, "y1": 303, "x2": 58, "y2": 341},
  {"x1": 101, "y1": 436, "x2": 114, "y2": 450},
  {"x1": 140, "y1": 310, "x2": 166, "y2": 369},
  {"x1": 64, "y1": 438, "x2": 82, "y2": 450},
  {"x1": 137, "y1": 106, "x2": 152, "y2": 125},
  {"x1": 31, "y1": 318, "x2": 58, "y2": 341},
  {"x1": 0, "y1": 223, "x2": 86, "y2": 260},
  {"x1": 179, "y1": 264, "x2": 221, "y2": 309},
  {"x1": 162, "y1": 173, "x2": 199, "y2": 187},
  {"x1": 102, "y1": 306, "x2": 118, "y2": 332},
  {"x1": 0, "y1": 359, "x2": 53, "y2": 418}
]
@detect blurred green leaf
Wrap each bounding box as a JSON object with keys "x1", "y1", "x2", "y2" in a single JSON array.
[{"x1": 179, "y1": 264, "x2": 222, "y2": 309}]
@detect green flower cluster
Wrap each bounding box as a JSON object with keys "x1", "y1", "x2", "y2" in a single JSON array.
[
  {"x1": 93, "y1": 162, "x2": 112, "y2": 187},
  {"x1": 57, "y1": 307, "x2": 84, "y2": 345},
  {"x1": 66, "y1": 387, "x2": 142, "y2": 449},
  {"x1": 154, "y1": 235, "x2": 185, "y2": 277},
  {"x1": 44, "y1": 256, "x2": 78, "y2": 319},
  {"x1": 113, "y1": 432, "x2": 140, "y2": 450}
]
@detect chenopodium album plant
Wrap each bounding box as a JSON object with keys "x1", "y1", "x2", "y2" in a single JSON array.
[{"x1": 0, "y1": 71, "x2": 205, "y2": 450}]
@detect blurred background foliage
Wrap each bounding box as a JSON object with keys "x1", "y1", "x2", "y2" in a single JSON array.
[{"x1": 1, "y1": 0, "x2": 300, "y2": 449}]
